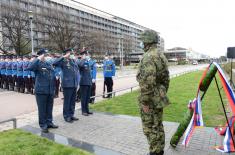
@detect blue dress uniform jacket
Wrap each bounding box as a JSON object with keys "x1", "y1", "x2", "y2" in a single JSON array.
[
  {"x1": 27, "y1": 59, "x2": 55, "y2": 95},
  {"x1": 31, "y1": 70, "x2": 35, "y2": 78},
  {"x1": 28, "y1": 61, "x2": 35, "y2": 78},
  {"x1": 103, "y1": 60, "x2": 116, "y2": 77},
  {"x1": 5, "y1": 61, "x2": 13, "y2": 76},
  {"x1": 0, "y1": 61, "x2": 6, "y2": 75},
  {"x1": 53, "y1": 57, "x2": 79, "y2": 88},
  {"x1": 54, "y1": 66, "x2": 62, "y2": 78},
  {"x1": 12, "y1": 61, "x2": 17, "y2": 76},
  {"x1": 79, "y1": 59, "x2": 92, "y2": 86},
  {"x1": 88, "y1": 59, "x2": 97, "y2": 80},
  {"x1": 17, "y1": 61, "x2": 23, "y2": 77},
  {"x1": 23, "y1": 61, "x2": 30, "y2": 77}
]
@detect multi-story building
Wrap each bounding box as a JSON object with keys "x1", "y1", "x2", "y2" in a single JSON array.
[
  {"x1": 0, "y1": 0, "x2": 163, "y2": 62},
  {"x1": 164, "y1": 47, "x2": 210, "y2": 62}
]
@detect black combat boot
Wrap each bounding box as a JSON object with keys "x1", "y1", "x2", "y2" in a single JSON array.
[
  {"x1": 148, "y1": 150, "x2": 164, "y2": 155},
  {"x1": 156, "y1": 151, "x2": 164, "y2": 155}
]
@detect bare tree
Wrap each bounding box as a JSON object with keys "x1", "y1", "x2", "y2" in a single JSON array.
[
  {"x1": 0, "y1": 4, "x2": 31, "y2": 55},
  {"x1": 79, "y1": 30, "x2": 111, "y2": 61},
  {"x1": 38, "y1": 9, "x2": 81, "y2": 52},
  {"x1": 123, "y1": 35, "x2": 135, "y2": 65}
]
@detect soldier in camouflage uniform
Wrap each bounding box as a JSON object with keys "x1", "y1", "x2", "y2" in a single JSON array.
[{"x1": 137, "y1": 30, "x2": 170, "y2": 155}]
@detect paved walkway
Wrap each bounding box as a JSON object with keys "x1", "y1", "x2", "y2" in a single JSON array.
[
  {"x1": 22, "y1": 110, "x2": 235, "y2": 155},
  {"x1": 26, "y1": 111, "x2": 179, "y2": 155}
]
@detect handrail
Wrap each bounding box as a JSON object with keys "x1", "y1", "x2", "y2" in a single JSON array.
[
  {"x1": 90, "y1": 85, "x2": 139, "y2": 99},
  {"x1": 90, "y1": 68, "x2": 199, "y2": 99},
  {"x1": 0, "y1": 118, "x2": 17, "y2": 129}
]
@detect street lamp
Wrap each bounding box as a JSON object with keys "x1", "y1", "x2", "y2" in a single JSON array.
[
  {"x1": 28, "y1": 11, "x2": 34, "y2": 55},
  {"x1": 119, "y1": 35, "x2": 124, "y2": 70}
]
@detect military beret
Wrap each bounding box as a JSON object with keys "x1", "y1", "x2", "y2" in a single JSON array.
[{"x1": 37, "y1": 49, "x2": 48, "y2": 56}]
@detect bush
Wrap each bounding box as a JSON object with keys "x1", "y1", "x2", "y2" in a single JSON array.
[{"x1": 177, "y1": 60, "x2": 187, "y2": 65}]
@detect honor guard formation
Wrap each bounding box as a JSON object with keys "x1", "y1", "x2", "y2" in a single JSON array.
[{"x1": 0, "y1": 48, "x2": 116, "y2": 133}]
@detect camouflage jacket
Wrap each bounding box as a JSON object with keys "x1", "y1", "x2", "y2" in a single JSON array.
[{"x1": 137, "y1": 47, "x2": 170, "y2": 108}]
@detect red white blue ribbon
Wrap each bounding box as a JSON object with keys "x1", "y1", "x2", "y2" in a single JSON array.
[
  {"x1": 182, "y1": 91, "x2": 203, "y2": 146},
  {"x1": 215, "y1": 116, "x2": 235, "y2": 153}
]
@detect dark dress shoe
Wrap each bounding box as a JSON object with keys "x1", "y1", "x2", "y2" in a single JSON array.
[
  {"x1": 148, "y1": 151, "x2": 164, "y2": 155},
  {"x1": 82, "y1": 113, "x2": 89, "y2": 116},
  {"x1": 65, "y1": 118, "x2": 73, "y2": 123},
  {"x1": 88, "y1": 112, "x2": 93, "y2": 115},
  {"x1": 157, "y1": 151, "x2": 164, "y2": 155},
  {"x1": 71, "y1": 117, "x2": 79, "y2": 121},
  {"x1": 41, "y1": 128, "x2": 49, "y2": 133},
  {"x1": 48, "y1": 124, "x2": 59, "y2": 129}
]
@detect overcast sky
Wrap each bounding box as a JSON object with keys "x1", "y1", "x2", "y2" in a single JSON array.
[{"x1": 77, "y1": 0, "x2": 235, "y2": 57}]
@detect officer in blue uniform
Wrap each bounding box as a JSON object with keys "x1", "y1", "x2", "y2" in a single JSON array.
[
  {"x1": 79, "y1": 50, "x2": 93, "y2": 116},
  {"x1": 27, "y1": 49, "x2": 58, "y2": 133},
  {"x1": 16, "y1": 56, "x2": 24, "y2": 92},
  {"x1": 103, "y1": 53, "x2": 116, "y2": 98},
  {"x1": 5, "y1": 56, "x2": 13, "y2": 90},
  {"x1": 23, "y1": 56, "x2": 31, "y2": 94},
  {"x1": 86, "y1": 53, "x2": 97, "y2": 103},
  {"x1": 11, "y1": 56, "x2": 18, "y2": 91},
  {"x1": 0, "y1": 55, "x2": 4, "y2": 89},
  {"x1": 2, "y1": 56, "x2": 7, "y2": 89},
  {"x1": 53, "y1": 49, "x2": 79, "y2": 123}
]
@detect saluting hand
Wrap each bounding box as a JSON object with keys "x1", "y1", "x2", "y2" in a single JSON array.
[{"x1": 38, "y1": 54, "x2": 44, "y2": 61}]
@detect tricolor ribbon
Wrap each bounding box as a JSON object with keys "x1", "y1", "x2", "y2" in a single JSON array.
[
  {"x1": 215, "y1": 116, "x2": 235, "y2": 153},
  {"x1": 182, "y1": 91, "x2": 203, "y2": 146}
]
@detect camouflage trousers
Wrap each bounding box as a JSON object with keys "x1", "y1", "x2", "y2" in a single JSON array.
[{"x1": 139, "y1": 104, "x2": 165, "y2": 153}]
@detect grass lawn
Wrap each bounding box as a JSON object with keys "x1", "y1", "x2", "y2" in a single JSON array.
[
  {"x1": 92, "y1": 71, "x2": 227, "y2": 127},
  {"x1": 0, "y1": 129, "x2": 92, "y2": 155}
]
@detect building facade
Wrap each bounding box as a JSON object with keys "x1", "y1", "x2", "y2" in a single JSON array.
[
  {"x1": 0, "y1": 0, "x2": 163, "y2": 61},
  {"x1": 164, "y1": 47, "x2": 210, "y2": 62}
]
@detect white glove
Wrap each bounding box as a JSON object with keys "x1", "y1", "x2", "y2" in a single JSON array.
[
  {"x1": 92, "y1": 79, "x2": 96, "y2": 83},
  {"x1": 56, "y1": 76, "x2": 59, "y2": 80},
  {"x1": 28, "y1": 75, "x2": 30, "y2": 78}
]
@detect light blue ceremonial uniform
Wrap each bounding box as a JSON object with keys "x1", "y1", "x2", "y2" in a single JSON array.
[
  {"x1": 103, "y1": 59, "x2": 116, "y2": 77},
  {"x1": 23, "y1": 61, "x2": 30, "y2": 78},
  {"x1": 88, "y1": 59, "x2": 97, "y2": 80},
  {"x1": 5, "y1": 61, "x2": 13, "y2": 76},
  {"x1": 12, "y1": 61, "x2": 18, "y2": 76}
]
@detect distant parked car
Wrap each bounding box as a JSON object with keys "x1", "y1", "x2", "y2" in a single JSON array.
[{"x1": 192, "y1": 61, "x2": 198, "y2": 65}]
